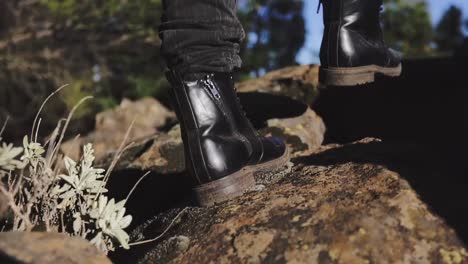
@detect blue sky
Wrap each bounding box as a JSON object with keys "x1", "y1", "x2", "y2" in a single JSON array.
[{"x1": 296, "y1": 0, "x2": 468, "y2": 64}]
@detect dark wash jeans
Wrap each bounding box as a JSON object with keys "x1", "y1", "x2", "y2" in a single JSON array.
[{"x1": 159, "y1": 0, "x2": 245, "y2": 74}]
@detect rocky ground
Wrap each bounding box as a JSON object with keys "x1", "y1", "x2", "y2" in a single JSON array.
[
  {"x1": 2, "y1": 59, "x2": 468, "y2": 263},
  {"x1": 112, "y1": 138, "x2": 468, "y2": 264}
]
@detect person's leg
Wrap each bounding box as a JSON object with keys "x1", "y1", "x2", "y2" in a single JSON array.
[
  {"x1": 319, "y1": 0, "x2": 402, "y2": 86},
  {"x1": 159, "y1": 0, "x2": 289, "y2": 206},
  {"x1": 159, "y1": 0, "x2": 244, "y2": 74}
]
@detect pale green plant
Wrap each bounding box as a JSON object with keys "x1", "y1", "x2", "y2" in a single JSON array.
[
  {"x1": 53, "y1": 144, "x2": 107, "y2": 209},
  {"x1": 89, "y1": 195, "x2": 132, "y2": 251},
  {"x1": 0, "y1": 90, "x2": 186, "y2": 254},
  {"x1": 1, "y1": 134, "x2": 133, "y2": 254},
  {"x1": 0, "y1": 90, "x2": 135, "y2": 254},
  {"x1": 51, "y1": 143, "x2": 131, "y2": 253},
  {"x1": 0, "y1": 140, "x2": 25, "y2": 177},
  {"x1": 21, "y1": 136, "x2": 46, "y2": 172}
]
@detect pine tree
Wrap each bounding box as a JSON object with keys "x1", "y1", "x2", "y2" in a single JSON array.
[
  {"x1": 382, "y1": 0, "x2": 434, "y2": 57},
  {"x1": 435, "y1": 6, "x2": 464, "y2": 53},
  {"x1": 238, "y1": 0, "x2": 305, "y2": 76}
]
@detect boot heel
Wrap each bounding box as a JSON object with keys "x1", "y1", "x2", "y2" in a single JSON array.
[
  {"x1": 320, "y1": 66, "x2": 375, "y2": 86},
  {"x1": 319, "y1": 64, "x2": 402, "y2": 86},
  {"x1": 194, "y1": 169, "x2": 255, "y2": 206}
]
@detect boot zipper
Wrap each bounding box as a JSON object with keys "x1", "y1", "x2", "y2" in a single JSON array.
[
  {"x1": 201, "y1": 75, "x2": 221, "y2": 100},
  {"x1": 199, "y1": 75, "x2": 252, "y2": 151}
]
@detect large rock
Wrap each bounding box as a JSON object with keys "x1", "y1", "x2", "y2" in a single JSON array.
[
  {"x1": 0, "y1": 232, "x2": 111, "y2": 264},
  {"x1": 236, "y1": 65, "x2": 319, "y2": 105},
  {"x1": 127, "y1": 138, "x2": 468, "y2": 264},
  {"x1": 61, "y1": 97, "x2": 176, "y2": 161},
  {"x1": 96, "y1": 126, "x2": 184, "y2": 174},
  {"x1": 262, "y1": 108, "x2": 325, "y2": 157}
]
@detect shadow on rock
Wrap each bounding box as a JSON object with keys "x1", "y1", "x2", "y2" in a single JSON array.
[
  {"x1": 311, "y1": 57, "x2": 468, "y2": 244},
  {"x1": 294, "y1": 138, "x2": 468, "y2": 245},
  {"x1": 313, "y1": 58, "x2": 468, "y2": 144},
  {"x1": 105, "y1": 170, "x2": 197, "y2": 229},
  {"x1": 238, "y1": 92, "x2": 308, "y2": 128}
]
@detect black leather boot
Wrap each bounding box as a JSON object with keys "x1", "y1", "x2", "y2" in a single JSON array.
[
  {"x1": 319, "y1": 0, "x2": 402, "y2": 86},
  {"x1": 167, "y1": 71, "x2": 289, "y2": 206},
  {"x1": 210, "y1": 73, "x2": 289, "y2": 167}
]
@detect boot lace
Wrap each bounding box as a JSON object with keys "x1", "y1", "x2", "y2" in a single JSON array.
[
  {"x1": 232, "y1": 80, "x2": 262, "y2": 138},
  {"x1": 202, "y1": 74, "x2": 261, "y2": 138},
  {"x1": 317, "y1": 0, "x2": 323, "y2": 14}
]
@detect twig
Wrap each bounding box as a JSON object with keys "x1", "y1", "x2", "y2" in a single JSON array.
[
  {"x1": 34, "y1": 118, "x2": 42, "y2": 143},
  {"x1": 31, "y1": 84, "x2": 68, "y2": 141},
  {"x1": 0, "y1": 184, "x2": 33, "y2": 231},
  {"x1": 127, "y1": 207, "x2": 189, "y2": 247},
  {"x1": 0, "y1": 116, "x2": 9, "y2": 138},
  {"x1": 104, "y1": 119, "x2": 135, "y2": 181},
  {"x1": 60, "y1": 212, "x2": 64, "y2": 233},
  {"x1": 124, "y1": 171, "x2": 150, "y2": 204},
  {"x1": 45, "y1": 119, "x2": 64, "y2": 166},
  {"x1": 11, "y1": 171, "x2": 24, "y2": 197},
  {"x1": 95, "y1": 119, "x2": 136, "y2": 201},
  {"x1": 49, "y1": 96, "x2": 93, "y2": 165}
]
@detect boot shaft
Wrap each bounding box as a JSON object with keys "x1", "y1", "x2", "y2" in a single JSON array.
[
  {"x1": 211, "y1": 73, "x2": 263, "y2": 164},
  {"x1": 320, "y1": 0, "x2": 397, "y2": 68},
  {"x1": 322, "y1": 0, "x2": 382, "y2": 28},
  {"x1": 167, "y1": 71, "x2": 252, "y2": 184}
]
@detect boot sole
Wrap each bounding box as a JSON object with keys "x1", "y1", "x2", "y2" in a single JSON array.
[
  {"x1": 194, "y1": 148, "x2": 290, "y2": 207},
  {"x1": 319, "y1": 63, "x2": 402, "y2": 87}
]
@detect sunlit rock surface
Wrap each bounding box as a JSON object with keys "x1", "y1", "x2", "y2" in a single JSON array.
[
  {"x1": 127, "y1": 138, "x2": 467, "y2": 264},
  {"x1": 0, "y1": 232, "x2": 112, "y2": 264}
]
